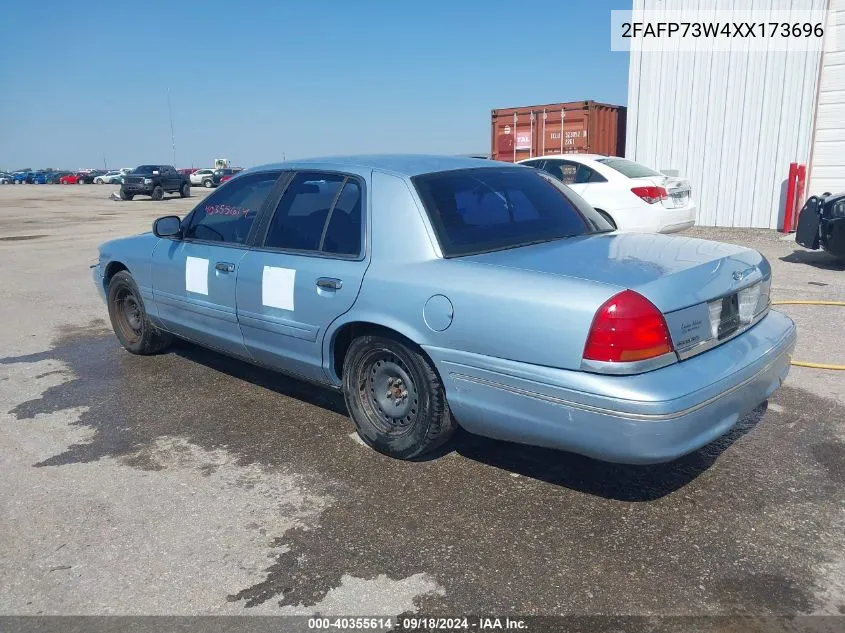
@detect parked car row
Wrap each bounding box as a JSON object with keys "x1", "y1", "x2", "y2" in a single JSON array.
[{"x1": 0, "y1": 168, "x2": 134, "y2": 185}]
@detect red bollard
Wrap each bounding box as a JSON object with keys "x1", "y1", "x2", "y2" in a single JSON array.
[
  {"x1": 794, "y1": 164, "x2": 807, "y2": 232},
  {"x1": 782, "y1": 162, "x2": 799, "y2": 233}
]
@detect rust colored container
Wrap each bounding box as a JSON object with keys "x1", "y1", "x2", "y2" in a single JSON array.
[{"x1": 490, "y1": 101, "x2": 627, "y2": 163}]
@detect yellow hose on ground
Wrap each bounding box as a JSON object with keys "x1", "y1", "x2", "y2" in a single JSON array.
[{"x1": 771, "y1": 300, "x2": 845, "y2": 370}]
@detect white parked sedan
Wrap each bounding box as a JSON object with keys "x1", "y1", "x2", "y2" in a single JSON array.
[
  {"x1": 189, "y1": 169, "x2": 216, "y2": 187},
  {"x1": 519, "y1": 155, "x2": 696, "y2": 233},
  {"x1": 94, "y1": 171, "x2": 124, "y2": 184}
]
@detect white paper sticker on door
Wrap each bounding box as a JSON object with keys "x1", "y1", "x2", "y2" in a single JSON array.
[
  {"x1": 262, "y1": 266, "x2": 295, "y2": 311},
  {"x1": 185, "y1": 256, "x2": 209, "y2": 295}
]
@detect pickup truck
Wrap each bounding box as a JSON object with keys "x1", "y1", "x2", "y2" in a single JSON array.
[{"x1": 120, "y1": 165, "x2": 191, "y2": 200}]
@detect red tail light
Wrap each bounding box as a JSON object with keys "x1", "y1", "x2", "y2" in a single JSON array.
[
  {"x1": 631, "y1": 186, "x2": 667, "y2": 204},
  {"x1": 583, "y1": 290, "x2": 674, "y2": 363}
]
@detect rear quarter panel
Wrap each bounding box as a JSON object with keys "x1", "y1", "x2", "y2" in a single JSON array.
[{"x1": 354, "y1": 259, "x2": 622, "y2": 370}]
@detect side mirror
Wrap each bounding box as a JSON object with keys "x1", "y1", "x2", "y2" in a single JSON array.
[
  {"x1": 153, "y1": 215, "x2": 182, "y2": 238},
  {"x1": 152, "y1": 170, "x2": 160, "y2": 176}
]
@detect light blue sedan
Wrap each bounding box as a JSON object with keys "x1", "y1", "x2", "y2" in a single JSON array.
[{"x1": 93, "y1": 155, "x2": 796, "y2": 463}]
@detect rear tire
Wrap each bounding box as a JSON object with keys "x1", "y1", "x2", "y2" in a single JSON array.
[
  {"x1": 107, "y1": 271, "x2": 172, "y2": 355},
  {"x1": 203, "y1": 179, "x2": 213, "y2": 188},
  {"x1": 342, "y1": 334, "x2": 456, "y2": 460},
  {"x1": 179, "y1": 182, "x2": 190, "y2": 198},
  {"x1": 151, "y1": 185, "x2": 164, "y2": 201}
]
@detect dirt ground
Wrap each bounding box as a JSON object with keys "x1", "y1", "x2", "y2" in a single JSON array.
[{"x1": 0, "y1": 184, "x2": 843, "y2": 624}]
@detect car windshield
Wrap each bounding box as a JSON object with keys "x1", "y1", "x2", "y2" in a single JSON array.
[
  {"x1": 595, "y1": 157, "x2": 662, "y2": 179},
  {"x1": 132, "y1": 165, "x2": 159, "y2": 174},
  {"x1": 413, "y1": 167, "x2": 612, "y2": 257}
]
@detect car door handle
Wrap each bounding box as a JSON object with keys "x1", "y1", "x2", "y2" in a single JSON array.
[
  {"x1": 215, "y1": 262, "x2": 235, "y2": 273},
  {"x1": 316, "y1": 277, "x2": 342, "y2": 290}
]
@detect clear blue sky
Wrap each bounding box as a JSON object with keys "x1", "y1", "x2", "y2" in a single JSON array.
[{"x1": 0, "y1": 0, "x2": 630, "y2": 170}]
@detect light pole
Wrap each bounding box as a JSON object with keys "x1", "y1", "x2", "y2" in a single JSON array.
[{"x1": 167, "y1": 89, "x2": 176, "y2": 166}]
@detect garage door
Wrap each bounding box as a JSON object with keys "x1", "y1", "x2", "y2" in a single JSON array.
[{"x1": 809, "y1": 0, "x2": 845, "y2": 196}]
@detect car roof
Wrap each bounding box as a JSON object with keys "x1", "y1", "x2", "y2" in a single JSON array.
[{"x1": 249, "y1": 154, "x2": 523, "y2": 178}]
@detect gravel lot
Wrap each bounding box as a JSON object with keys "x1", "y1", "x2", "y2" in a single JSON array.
[{"x1": 0, "y1": 185, "x2": 843, "y2": 622}]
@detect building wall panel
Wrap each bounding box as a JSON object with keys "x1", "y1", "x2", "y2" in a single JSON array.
[{"x1": 627, "y1": 0, "x2": 825, "y2": 228}]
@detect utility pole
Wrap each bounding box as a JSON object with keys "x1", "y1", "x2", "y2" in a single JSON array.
[{"x1": 167, "y1": 88, "x2": 176, "y2": 166}]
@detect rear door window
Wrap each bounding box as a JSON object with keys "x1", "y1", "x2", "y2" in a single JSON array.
[
  {"x1": 542, "y1": 160, "x2": 607, "y2": 185},
  {"x1": 263, "y1": 172, "x2": 364, "y2": 257}
]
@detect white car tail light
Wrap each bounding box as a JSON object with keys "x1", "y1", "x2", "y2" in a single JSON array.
[{"x1": 631, "y1": 186, "x2": 668, "y2": 204}]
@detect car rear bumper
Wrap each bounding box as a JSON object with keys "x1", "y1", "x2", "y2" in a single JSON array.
[
  {"x1": 657, "y1": 202, "x2": 697, "y2": 233},
  {"x1": 611, "y1": 201, "x2": 697, "y2": 233},
  {"x1": 424, "y1": 310, "x2": 796, "y2": 464}
]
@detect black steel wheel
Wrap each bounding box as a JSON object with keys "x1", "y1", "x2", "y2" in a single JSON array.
[
  {"x1": 343, "y1": 334, "x2": 456, "y2": 459},
  {"x1": 361, "y1": 350, "x2": 419, "y2": 436},
  {"x1": 107, "y1": 271, "x2": 172, "y2": 355}
]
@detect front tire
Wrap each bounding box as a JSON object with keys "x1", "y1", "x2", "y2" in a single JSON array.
[
  {"x1": 107, "y1": 271, "x2": 172, "y2": 355},
  {"x1": 151, "y1": 185, "x2": 164, "y2": 200},
  {"x1": 342, "y1": 334, "x2": 456, "y2": 460},
  {"x1": 179, "y1": 182, "x2": 190, "y2": 198},
  {"x1": 119, "y1": 189, "x2": 133, "y2": 200},
  {"x1": 95, "y1": 178, "x2": 103, "y2": 184}
]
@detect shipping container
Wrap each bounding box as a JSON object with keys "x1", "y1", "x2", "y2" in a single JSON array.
[{"x1": 490, "y1": 101, "x2": 627, "y2": 163}]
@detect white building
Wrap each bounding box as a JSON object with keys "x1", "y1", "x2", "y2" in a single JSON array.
[{"x1": 625, "y1": 0, "x2": 845, "y2": 228}]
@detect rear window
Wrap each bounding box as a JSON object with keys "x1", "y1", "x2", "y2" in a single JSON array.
[
  {"x1": 413, "y1": 167, "x2": 611, "y2": 257},
  {"x1": 596, "y1": 158, "x2": 662, "y2": 179}
]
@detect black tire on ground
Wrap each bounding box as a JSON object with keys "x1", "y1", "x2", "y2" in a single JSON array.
[
  {"x1": 203, "y1": 179, "x2": 213, "y2": 188},
  {"x1": 597, "y1": 209, "x2": 617, "y2": 229},
  {"x1": 119, "y1": 189, "x2": 133, "y2": 200},
  {"x1": 179, "y1": 182, "x2": 190, "y2": 198},
  {"x1": 95, "y1": 178, "x2": 103, "y2": 184},
  {"x1": 77, "y1": 178, "x2": 84, "y2": 184},
  {"x1": 106, "y1": 271, "x2": 172, "y2": 355},
  {"x1": 151, "y1": 186, "x2": 164, "y2": 201},
  {"x1": 342, "y1": 334, "x2": 456, "y2": 460}
]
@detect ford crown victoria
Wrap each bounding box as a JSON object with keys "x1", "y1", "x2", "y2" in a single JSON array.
[{"x1": 93, "y1": 155, "x2": 796, "y2": 462}]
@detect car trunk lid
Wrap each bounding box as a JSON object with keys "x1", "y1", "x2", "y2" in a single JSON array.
[
  {"x1": 465, "y1": 233, "x2": 771, "y2": 361},
  {"x1": 463, "y1": 233, "x2": 767, "y2": 314}
]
